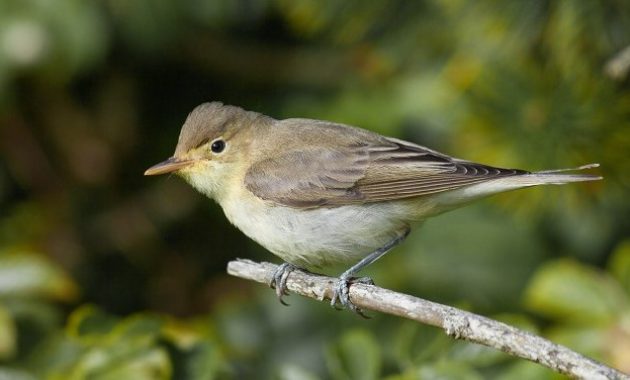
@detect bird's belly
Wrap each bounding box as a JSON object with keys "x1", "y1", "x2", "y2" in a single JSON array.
[{"x1": 221, "y1": 196, "x2": 413, "y2": 270}]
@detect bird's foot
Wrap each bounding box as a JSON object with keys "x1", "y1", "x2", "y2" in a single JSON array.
[
  {"x1": 330, "y1": 276, "x2": 374, "y2": 318},
  {"x1": 269, "y1": 263, "x2": 298, "y2": 306}
]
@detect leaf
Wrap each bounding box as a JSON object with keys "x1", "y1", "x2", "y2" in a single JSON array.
[
  {"x1": 66, "y1": 305, "x2": 119, "y2": 341},
  {"x1": 177, "y1": 341, "x2": 230, "y2": 380},
  {"x1": 524, "y1": 259, "x2": 627, "y2": 324},
  {"x1": 42, "y1": 307, "x2": 172, "y2": 379},
  {"x1": 51, "y1": 334, "x2": 170, "y2": 380},
  {"x1": 22, "y1": 333, "x2": 83, "y2": 378},
  {"x1": 88, "y1": 347, "x2": 171, "y2": 380},
  {"x1": 326, "y1": 329, "x2": 381, "y2": 380},
  {"x1": 110, "y1": 313, "x2": 164, "y2": 341},
  {"x1": 0, "y1": 249, "x2": 78, "y2": 301},
  {"x1": 161, "y1": 317, "x2": 208, "y2": 350}
]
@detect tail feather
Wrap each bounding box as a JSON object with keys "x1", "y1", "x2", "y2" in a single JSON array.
[
  {"x1": 427, "y1": 163, "x2": 601, "y2": 216},
  {"x1": 526, "y1": 163, "x2": 602, "y2": 185},
  {"x1": 452, "y1": 162, "x2": 601, "y2": 196}
]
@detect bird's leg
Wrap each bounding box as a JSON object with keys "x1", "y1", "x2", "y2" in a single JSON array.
[
  {"x1": 331, "y1": 228, "x2": 410, "y2": 317},
  {"x1": 269, "y1": 262, "x2": 299, "y2": 306}
]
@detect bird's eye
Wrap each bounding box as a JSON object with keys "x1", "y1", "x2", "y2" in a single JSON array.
[{"x1": 210, "y1": 139, "x2": 226, "y2": 153}]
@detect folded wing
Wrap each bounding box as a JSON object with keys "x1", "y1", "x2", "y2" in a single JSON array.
[{"x1": 244, "y1": 132, "x2": 526, "y2": 208}]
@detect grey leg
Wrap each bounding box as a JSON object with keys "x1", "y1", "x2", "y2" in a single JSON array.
[
  {"x1": 269, "y1": 262, "x2": 298, "y2": 306},
  {"x1": 331, "y1": 228, "x2": 410, "y2": 316}
]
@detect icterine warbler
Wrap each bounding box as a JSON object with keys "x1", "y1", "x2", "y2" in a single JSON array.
[{"x1": 145, "y1": 102, "x2": 601, "y2": 315}]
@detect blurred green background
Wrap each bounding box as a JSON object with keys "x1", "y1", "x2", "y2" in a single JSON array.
[{"x1": 1, "y1": 1, "x2": 629, "y2": 379}]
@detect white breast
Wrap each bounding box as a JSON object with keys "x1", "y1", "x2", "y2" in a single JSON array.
[{"x1": 219, "y1": 188, "x2": 414, "y2": 270}]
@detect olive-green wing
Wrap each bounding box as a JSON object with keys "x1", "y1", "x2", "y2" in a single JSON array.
[{"x1": 244, "y1": 137, "x2": 526, "y2": 209}]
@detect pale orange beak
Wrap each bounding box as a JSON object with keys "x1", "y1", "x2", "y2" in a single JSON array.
[{"x1": 144, "y1": 157, "x2": 194, "y2": 176}]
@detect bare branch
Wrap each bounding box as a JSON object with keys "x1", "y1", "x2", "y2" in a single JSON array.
[{"x1": 227, "y1": 259, "x2": 629, "y2": 380}]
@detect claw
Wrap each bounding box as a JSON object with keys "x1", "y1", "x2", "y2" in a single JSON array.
[
  {"x1": 330, "y1": 276, "x2": 373, "y2": 318},
  {"x1": 326, "y1": 230, "x2": 408, "y2": 317},
  {"x1": 269, "y1": 263, "x2": 374, "y2": 317},
  {"x1": 269, "y1": 263, "x2": 297, "y2": 306}
]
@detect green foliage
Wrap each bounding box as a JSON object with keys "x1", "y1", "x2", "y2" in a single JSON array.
[
  {"x1": 1, "y1": 0, "x2": 629, "y2": 378},
  {"x1": 12, "y1": 305, "x2": 230, "y2": 379},
  {"x1": 0, "y1": 249, "x2": 78, "y2": 300},
  {"x1": 524, "y1": 259, "x2": 627, "y2": 324},
  {"x1": 0, "y1": 0, "x2": 107, "y2": 91},
  {"x1": 325, "y1": 329, "x2": 381, "y2": 380},
  {"x1": 524, "y1": 245, "x2": 630, "y2": 372},
  {"x1": 0, "y1": 248, "x2": 77, "y2": 363}
]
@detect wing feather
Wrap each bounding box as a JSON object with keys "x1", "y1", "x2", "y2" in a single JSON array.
[{"x1": 244, "y1": 127, "x2": 526, "y2": 208}]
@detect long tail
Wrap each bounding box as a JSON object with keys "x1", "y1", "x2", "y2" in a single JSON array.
[
  {"x1": 514, "y1": 163, "x2": 602, "y2": 186},
  {"x1": 439, "y1": 163, "x2": 602, "y2": 199},
  {"x1": 425, "y1": 163, "x2": 601, "y2": 217}
]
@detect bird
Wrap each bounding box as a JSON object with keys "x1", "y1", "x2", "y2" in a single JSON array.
[{"x1": 145, "y1": 101, "x2": 601, "y2": 315}]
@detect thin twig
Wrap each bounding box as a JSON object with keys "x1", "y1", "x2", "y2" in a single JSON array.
[{"x1": 227, "y1": 259, "x2": 629, "y2": 380}]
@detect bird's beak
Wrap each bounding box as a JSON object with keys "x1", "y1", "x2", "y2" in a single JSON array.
[{"x1": 144, "y1": 157, "x2": 195, "y2": 176}]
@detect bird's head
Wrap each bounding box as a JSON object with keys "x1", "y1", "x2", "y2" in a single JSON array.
[{"x1": 144, "y1": 102, "x2": 264, "y2": 199}]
